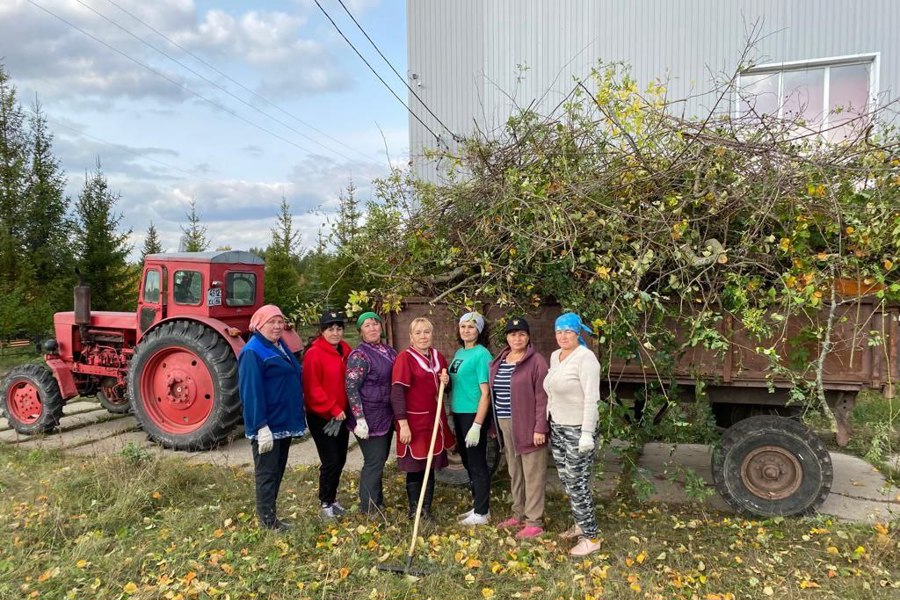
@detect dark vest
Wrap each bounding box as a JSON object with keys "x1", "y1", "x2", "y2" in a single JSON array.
[{"x1": 351, "y1": 342, "x2": 396, "y2": 436}]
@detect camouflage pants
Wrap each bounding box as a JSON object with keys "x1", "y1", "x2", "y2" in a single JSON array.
[{"x1": 550, "y1": 422, "x2": 599, "y2": 538}]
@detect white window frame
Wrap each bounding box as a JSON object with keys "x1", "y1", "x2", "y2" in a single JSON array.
[{"x1": 734, "y1": 52, "x2": 880, "y2": 136}]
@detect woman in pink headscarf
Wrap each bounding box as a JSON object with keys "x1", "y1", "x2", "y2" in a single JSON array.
[{"x1": 238, "y1": 304, "x2": 306, "y2": 532}]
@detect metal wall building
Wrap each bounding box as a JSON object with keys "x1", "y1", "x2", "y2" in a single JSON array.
[{"x1": 407, "y1": 0, "x2": 900, "y2": 180}]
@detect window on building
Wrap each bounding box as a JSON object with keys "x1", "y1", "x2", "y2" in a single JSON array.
[
  {"x1": 736, "y1": 55, "x2": 875, "y2": 142},
  {"x1": 173, "y1": 270, "x2": 202, "y2": 305}
]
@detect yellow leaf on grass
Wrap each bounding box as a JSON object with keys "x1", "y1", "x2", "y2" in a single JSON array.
[
  {"x1": 625, "y1": 557, "x2": 634, "y2": 567},
  {"x1": 873, "y1": 523, "x2": 889, "y2": 535},
  {"x1": 799, "y1": 580, "x2": 820, "y2": 589},
  {"x1": 339, "y1": 567, "x2": 350, "y2": 579},
  {"x1": 481, "y1": 588, "x2": 495, "y2": 599},
  {"x1": 636, "y1": 551, "x2": 647, "y2": 564},
  {"x1": 629, "y1": 582, "x2": 641, "y2": 592},
  {"x1": 220, "y1": 564, "x2": 233, "y2": 575},
  {"x1": 38, "y1": 567, "x2": 59, "y2": 582},
  {"x1": 213, "y1": 529, "x2": 224, "y2": 538},
  {"x1": 465, "y1": 558, "x2": 482, "y2": 569},
  {"x1": 123, "y1": 582, "x2": 138, "y2": 594},
  {"x1": 75, "y1": 560, "x2": 89, "y2": 569},
  {"x1": 826, "y1": 546, "x2": 839, "y2": 555},
  {"x1": 763, "y1": 586, "x2": 774, "y2": 596},
  {"x1": 151, "y1": 492, "x2": 161, "y2": 499}
]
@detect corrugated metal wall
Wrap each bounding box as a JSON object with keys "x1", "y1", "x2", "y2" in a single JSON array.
[{"x1": 407, "y1": 0, "x2": 900, "y2": 180}]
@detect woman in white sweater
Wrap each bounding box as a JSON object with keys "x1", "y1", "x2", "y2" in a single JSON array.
[{"x1": 543, "y1": 312, "x2": 602, "y2": 557}]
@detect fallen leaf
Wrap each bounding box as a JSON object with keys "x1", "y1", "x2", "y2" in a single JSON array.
[
  {"x1": 636, "y1": 551, "x2": 647, "y2": 564},
  {"x1": 799, "y1": 580, "x2": 820, "y2": 589},
  {"x1": 123, "y1": 582, "x2": 138, "y2": 594},
  {"x1": 481, "y1": 589, "x2": 495, "y2": 599},
  {"x1": 826, "y1": 546, "x2": 839, "y2": 555},
  {"x1": 763, "y1": 587, "x2": 774, "y2": 596},
  {"x1": 339, "y1": 567, "x2": 349, "y2": 579},
  {"x1": 213, "y1": 529, "x2": 224, "y2": 538}
]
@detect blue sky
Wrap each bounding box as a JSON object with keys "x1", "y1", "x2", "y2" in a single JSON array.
[{"x1": 0, "y1": 0, "x2": 408, "y2": 257}]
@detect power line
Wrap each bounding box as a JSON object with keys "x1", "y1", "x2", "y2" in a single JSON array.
[
  {"x1": 335, "y1": 0, "x2": 457, "y2": 139},
  {"x1": 74, "y1": 0, "x2": 380, "y2": 168},
  {"x1": 100, "y1": 0, "x2": 381, "y2": 166},
  {"x1": 26, "y1": 0, "x2": 340, "y2": 160},
  {"x1": 312, "y1": 0, "x2": 443, "y2": 142}
]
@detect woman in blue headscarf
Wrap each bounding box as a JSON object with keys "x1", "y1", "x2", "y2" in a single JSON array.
[
  {"x1": 543, "y1": 312, "x2": 603, "y2": 557},
  {"x1": 449, "y1": 311, "x2": 494, "y2": 526}
]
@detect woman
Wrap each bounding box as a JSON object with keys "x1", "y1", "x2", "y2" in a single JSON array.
[
  {"x1": 302, "y1": 311, "x2": 352, "y2": 519},
  {"x1": 345, "y1": 311, "x2": 397, "y2": 514},
  {"x1": 238, "y1": 304, "x2": 306, "y2": 532},
  {"x1": 449, "y1": 311, "x2": 493, "y2": 526},
  {"x1": 391, "y1": 317, "x2": 455, "y2": 520},
  {"x1": 544, "y1": 312, "x2": 603, "y2": 557},
  {"x1": 489, "y1": 317, "x2": 550, "y2": 539}
]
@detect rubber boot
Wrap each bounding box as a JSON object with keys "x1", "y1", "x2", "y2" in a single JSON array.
[
  {"x1": 406, "y1": 479, "x2": 423, "y2": 519},
  {"x1": 421, "y1": 475, "x2": 435, "y2": 522}
]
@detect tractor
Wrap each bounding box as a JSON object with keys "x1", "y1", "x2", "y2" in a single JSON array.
[{"x1": 0, "y1": 251, "x2": 302, "y2": 450}]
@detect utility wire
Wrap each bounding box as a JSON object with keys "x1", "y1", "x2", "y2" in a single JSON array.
[
  {"x1": 26, "y1": 0, "x2": 327, "y2": 158},
  {"x1": 75, "y1": 0, "x2": 380, "y2": 168},
  {"x1": 312, "y1": 0, "x2": 442, "y2": 142},
  {"x1": 335, "y1": 0, "x2": 457, "y2": 140},
  {"x1": 100, "y1": 0, "x2": 380, "y2": 166}
]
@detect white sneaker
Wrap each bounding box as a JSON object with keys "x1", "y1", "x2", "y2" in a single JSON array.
[
  {"x1": 459, "y1": 512, "x2": 490, "y2": 526},
  {"x1": 457, "y1": 509, "x2": 475, "y2": 520}
]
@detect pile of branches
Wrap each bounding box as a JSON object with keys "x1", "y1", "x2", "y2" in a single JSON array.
[{"x1": 352, "y1": 62, "x2": 900, "y2": 410}]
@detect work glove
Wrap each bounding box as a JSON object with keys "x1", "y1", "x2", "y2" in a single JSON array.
[
  {"x1": 256, "y1": 425, "x2": 274, "y2": 454},
  {"x1": 577, "y1": 432, "x2": 595, "y2": 454},
  {"x1": 323, "y1": 417, "x2": 343, "y2": 437},
  {"x1": 465, "y1": 422, "x2": 482, "y2": 448},
  {"x1": 354, "y1": 417, "x2": 369, "y2": 440}
]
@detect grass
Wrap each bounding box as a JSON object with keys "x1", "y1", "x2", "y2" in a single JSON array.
[{"x1": 0, "y1": 444, "x2": 897, "y2": 600}]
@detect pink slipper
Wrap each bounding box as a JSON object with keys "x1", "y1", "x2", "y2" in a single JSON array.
[
  {"x1": 497, "y1": 517, "x2": 521, "y2": 529},
  {"x1": 515, "y1": 525, "x2": 543, "y2": 539}
]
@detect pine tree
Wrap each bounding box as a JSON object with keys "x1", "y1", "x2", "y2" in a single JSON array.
[
  {"x1": 264, "y1": 196, "x2": 301, "y2": 311},
  {"x1": 74, "y1": 160, "x2": 134, "y2": 311},
  {"x1": 180, "y1": 198, "x2": 209, "y2": 252},
  {"x1": 141, "y1": 221, "x2": 163, "y2": 259}
]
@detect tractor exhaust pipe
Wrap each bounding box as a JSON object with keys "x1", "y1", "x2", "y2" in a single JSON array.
[{"x1": 74, "y1": 269, "x2": 91, "y2": 327}]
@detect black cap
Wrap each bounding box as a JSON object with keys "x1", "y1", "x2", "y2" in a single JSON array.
[
  {"x1": 504, "y1": 317, "x2": 530, "y2": 334},
  {"x1": 319, "y1": 310, "x2": 346, "y2": 328}
]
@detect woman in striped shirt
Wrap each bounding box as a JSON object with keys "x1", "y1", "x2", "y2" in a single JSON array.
[{"x1": 488, "y1": 317, "x2": 550, "y2": 539}]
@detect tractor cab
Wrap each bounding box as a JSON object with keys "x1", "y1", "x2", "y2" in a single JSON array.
[{"x1": 138, "y1": 251, "x2": 265, "y2": 339}]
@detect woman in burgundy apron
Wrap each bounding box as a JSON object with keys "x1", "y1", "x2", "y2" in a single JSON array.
[{"x1": 391, "y1": 317, "x2": 455, "y2": 519}]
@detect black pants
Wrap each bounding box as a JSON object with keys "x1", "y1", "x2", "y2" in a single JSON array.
[
  {"x1": 307, "y1": 412, "x2": 349, "y2": 505},
  {"x1": 356, "y1": 431, "x2": 393, "y2": 511},
  {"x1": 252, "y1": 437, "x2": 291, "y2": 527},
  {"x1": 453, "y1": 412, "x2": 491, "y2": 515}
]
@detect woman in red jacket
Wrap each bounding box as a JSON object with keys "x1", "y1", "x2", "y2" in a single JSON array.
[{"x1": 302, "y1": 311, "x2": 352, "y2": 518}]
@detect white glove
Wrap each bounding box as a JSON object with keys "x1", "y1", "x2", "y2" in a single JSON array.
[
  {"x1": 257, "y1": 425, "x2": 274, "y2": 454},
  {"x1": 577, "y1": 432, "x2": 595, "y2": 454},
  {"x1": 354, "y1": 417, "x2": 370, "y2": 440},
  {"x1": 465, "y1": 422, "x2": 482, "y2": 448}
]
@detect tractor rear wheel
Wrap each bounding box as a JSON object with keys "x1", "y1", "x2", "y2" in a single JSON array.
[
  {"x1": 0, "y1": 364, "x2": 64, "y2": 434},
  {"x1": 711, "y1": 415, "x2": 832, "y2": 517},
  {"x1": 128, "y1": 321, "x2": 241, "y2": 450},
  {"x1": 98, "y1": 378, "x2": 130, "y2": 414}
]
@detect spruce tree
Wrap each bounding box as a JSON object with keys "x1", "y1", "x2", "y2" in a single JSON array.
[
  {"x1": 264, "y1": 196, "x2": 301, "y2": 311},
  {"x1": 74, "y1": 161, "x2": 134, "y2": 311},
  {"x1": 141, "y1": 221, "x2": 163, "y2": 259},
  {"x1": 180, "y1": 198, "x2": 209, "y2": 252},
  {"x1": 0, "y1": 62, "x2": 29, "y2": 286}
]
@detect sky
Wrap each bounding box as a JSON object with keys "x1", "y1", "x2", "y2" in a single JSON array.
[{"x1": 0, "y1": 0, "x2": 409, "y2": 258}]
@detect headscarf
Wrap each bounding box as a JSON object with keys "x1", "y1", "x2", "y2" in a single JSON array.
[
  {"x1": 555, "y1": 312, "x2": 592, "y2": 347},
  {"x1": 249, "y1": 304, "x2": 285, "y2": 332},
  {"x1": 356, "y1": 311, "x2": 382, "y2": 330},
  {"x1": 459, "y1": 311, "x2": 485, "y2": 333}
]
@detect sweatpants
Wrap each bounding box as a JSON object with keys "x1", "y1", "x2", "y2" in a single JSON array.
[
  {"x1": 453, "y1": 412, "x2": 491, "y2": 516},
  {"x1": 356, "y1": 431, "x2": 393, "y2": 511},
  {"x1": 550, "y1": 421, "x2": 599, "y2": 538},
  {"x1": 498, "y1": 417, "x2": 548, "y2": 526},
  {"x1": 252, "y1": 437, "x2": 292, "y2": 526},
  {"x1": 307, "y1": 412, "x2": 349, "y2": 505}
]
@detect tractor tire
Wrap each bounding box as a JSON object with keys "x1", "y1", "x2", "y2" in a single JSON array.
[
  {"x1": 0, "y1": 364, "x2": 64, "y2": 435},
  {"x1": 98, "y1": 380, "x2": 130, "y2": 414},
  {"x1": 128, "y1": 320, "x2": 241, "y2": 451},
  {"x1": 711, "y1": 415, "x2": 832, "y2": 517}
]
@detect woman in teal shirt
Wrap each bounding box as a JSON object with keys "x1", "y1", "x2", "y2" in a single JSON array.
[{"x1": 449, "y1": 311, "x2": 493, "y2": 525}]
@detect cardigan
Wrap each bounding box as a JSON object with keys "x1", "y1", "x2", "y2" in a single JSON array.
[
  {"x1": 488, "y1": 344, "x2": 549, "y2": 455},
  {"x1": 543, "y1": 344, "x2": 601, "y2": 434}
]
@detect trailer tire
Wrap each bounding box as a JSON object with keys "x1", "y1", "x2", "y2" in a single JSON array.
[
  {"x1": 1, "y1": 364, "x2": 64, "y2": 434},
  {"x1": 711, "y1": 415, "x2": 831, "y2": 517},
  {"x1": 128, "y1": 320, "x2": 241, "y2": 451}
]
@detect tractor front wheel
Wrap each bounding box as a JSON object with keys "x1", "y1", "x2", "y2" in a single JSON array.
[
  {"x1": 128, "y1": 321, "x2": 241, "y2": 450},
  {"x1": 98, "y1": 378, "x2": 130, "y2": 414},
  {"x1": 0, "y1": 364, "x2": 64, "y2": 434}
]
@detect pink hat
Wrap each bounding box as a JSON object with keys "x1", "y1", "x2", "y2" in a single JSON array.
[{"x1": 249, "y1": 304, "x2": 285, "y2": 332}]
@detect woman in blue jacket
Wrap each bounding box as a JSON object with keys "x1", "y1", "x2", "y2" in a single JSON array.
[{"x1": 239, "y1": 304, "x2": 306, "y2": 532}]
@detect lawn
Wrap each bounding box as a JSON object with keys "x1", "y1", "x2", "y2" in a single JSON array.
[{"x1": 0, "y1": 443, "x2": 896, "y2": 600}]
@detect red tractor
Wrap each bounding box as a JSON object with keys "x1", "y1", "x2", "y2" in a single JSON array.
[{"x1": 0, "y1": 251, "x2": 302, "y2": 450}]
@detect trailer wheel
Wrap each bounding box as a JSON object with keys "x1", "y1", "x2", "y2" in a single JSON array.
[
  {"x1": 98, "y1": 379, "x2": 130, "y2": 414},
  {"x1": 128, "y1": 320, "x2": 241, "y2": 450},
  {"x1": 0, "y1": 364, "x2": 64, "y2": 434},
  {"x1": 711, "y1": 415, "x2": 831, "y2": 517}
]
